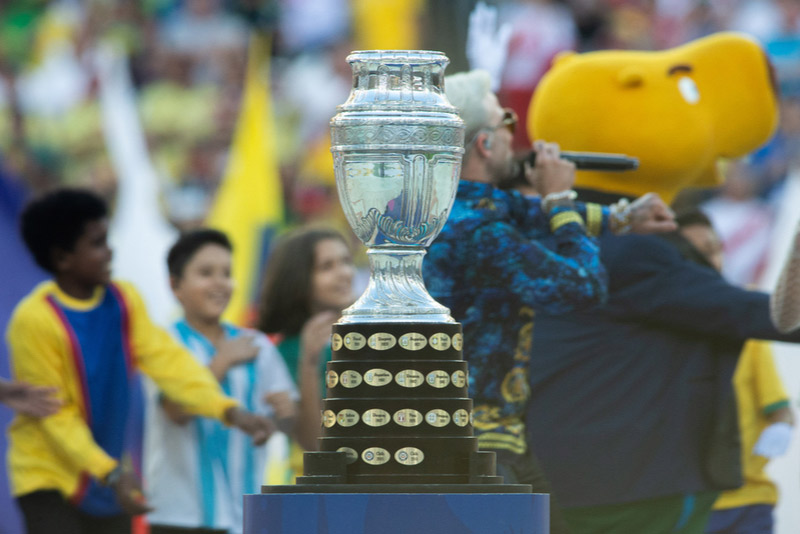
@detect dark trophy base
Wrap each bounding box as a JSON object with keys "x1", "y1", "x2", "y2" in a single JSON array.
[{"x1": 244, "y1": 323, "x2": 547, "y2": 533}]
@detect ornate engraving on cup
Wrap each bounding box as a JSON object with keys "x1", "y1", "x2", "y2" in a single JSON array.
[{"x1": 331, "y1": 50, "x2": 465, "y2": 323}]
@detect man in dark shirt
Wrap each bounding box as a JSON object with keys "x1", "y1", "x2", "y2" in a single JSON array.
[{"x1": 523, "y1": 185, "x2": 800, "y2": 534}]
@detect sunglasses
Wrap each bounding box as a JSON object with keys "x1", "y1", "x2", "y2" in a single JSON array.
[
  {"x1": 492, "y1": 108, "x2": 518, "y2": 135},
  {"x1": 468, "y1": 108, "x2": 519, "y2": 148}
]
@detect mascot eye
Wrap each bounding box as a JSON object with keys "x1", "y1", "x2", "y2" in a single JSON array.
[{"x1": 678, "y1": 77, "x2": 700, "y2": 104}]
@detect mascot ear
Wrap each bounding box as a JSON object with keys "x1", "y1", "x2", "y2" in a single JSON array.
[{"x1": 617, "y1": 66, "x2": 645, "y2": 88}]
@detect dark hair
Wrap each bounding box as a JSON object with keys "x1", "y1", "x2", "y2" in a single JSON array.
[
  {"x1": 167, "y1": 228, "x2": 232, "y2": 278},
  {"x1": 667, "y1": 208, "x2": 718, "y2": 271},
  {"x1": 258, "y1": 226, "x2": 348, "y2": 337},
  {"x1": 20, "y1": 188, "x2": 108, "y2": 273},
  {"x1": 675, "y1": 209, "x2": 713, "y2": 230}
]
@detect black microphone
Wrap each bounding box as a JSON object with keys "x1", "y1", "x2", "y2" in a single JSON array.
[{"x1": 526, "y1": 150, "x2": 639, "y2": 171}]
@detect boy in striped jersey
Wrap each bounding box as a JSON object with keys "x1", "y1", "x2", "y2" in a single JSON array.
[{"x1": 144, "y1": 229, "x2": 317, "y2": 534}]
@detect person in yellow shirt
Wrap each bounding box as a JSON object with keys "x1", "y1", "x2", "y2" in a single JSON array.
[
  {"x1": 707, "y1": 340, "x2": 793, "y2": 534},
  {"x1": 675, "y1": 210, "x2": 794, "y2": 534},
  {"x1": 6, "y1": 188, "x2": 274, "y2": 534}
]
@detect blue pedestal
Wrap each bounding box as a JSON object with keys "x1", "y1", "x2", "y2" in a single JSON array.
[{"x1": 243, "y1": 492, "x2": 548, "y2": 534}]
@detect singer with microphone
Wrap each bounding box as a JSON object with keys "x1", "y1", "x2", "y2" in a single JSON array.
[{"x1": 422, "y1": 69, "x2": 676, "y2": 534}]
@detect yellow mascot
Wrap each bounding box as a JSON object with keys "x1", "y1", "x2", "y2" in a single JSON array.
[
  {"x1": 522, "y1": 32, "x2": 790, "y2": 534},
  {"x1": 529, "y1": 32, "x2": 778, "y2": 203}
]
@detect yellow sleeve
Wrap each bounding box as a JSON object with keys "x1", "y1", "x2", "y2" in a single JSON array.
[
  {"x1": 746, "y1": 340, "x2": 790, "y2": 413},
  {"x1": 6, "y1": 297, "x2": 117, "y2": 480},
  {"x1": 118, "y1": 282, "x2": 237, "y2": 420}
]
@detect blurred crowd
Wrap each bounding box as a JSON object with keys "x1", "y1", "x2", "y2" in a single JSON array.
[
  {"x1": 2, "y1": 0, "x2": 800, "y2": 279},
  {"x1": 4, "y1": 1, "x2": 800, "y2": 534}
]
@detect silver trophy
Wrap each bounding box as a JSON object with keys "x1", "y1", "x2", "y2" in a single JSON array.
[
  {"x1": 261, "y1": 50, "x2": 515, "y2": 492},
  {"x1": 331, "y1": 50, "x2": 465, "y2": 323}
]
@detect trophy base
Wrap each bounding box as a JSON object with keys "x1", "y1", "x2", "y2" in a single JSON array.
[{"x1": 307, "y1": 321, "x2": 518, "y2": 490}]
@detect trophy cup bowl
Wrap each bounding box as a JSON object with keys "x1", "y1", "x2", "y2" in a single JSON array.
[{"x1": 330, "y1": 50, "x2": 465, "y2": 323}]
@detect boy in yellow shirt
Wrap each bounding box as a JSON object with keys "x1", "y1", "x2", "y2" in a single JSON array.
[
  {"x1": 706, "y1": 341, "x2": 793, "y2": 533},
  {"x1": 6, "y1": 188, "x2": 274, "y2": 534}
]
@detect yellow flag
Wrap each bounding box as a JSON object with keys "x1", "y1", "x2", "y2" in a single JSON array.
[{"x1": 206, "y1": 33, "x2": 283, "y2": 326}]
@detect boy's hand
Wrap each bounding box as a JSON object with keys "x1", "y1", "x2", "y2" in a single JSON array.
[
  {"x1": 0, "y1": 381, "x2": 60, "y2": 418},
  {"x1": 217, "y1": 335, "x2": 259, "y2": 366},
  {"x1": 159, "y1": 395, "x2": 193, "y2": 426},
  {"x1": 112, "y1": 471, "x2": 152, "y2": 515},
  {"x1": 224, "y1": 406, "x2": 275, "y2": 445},
  {"x1": 265, "y1": 391, "x2": 296, "y2": 420},
  {"x1": 107, "y1": 458, "x2": 152, "y2": 516},
  {"x1": 209, "y1": 335, "x2": 259, "y2": 380},
  {"x1": 265, "y1": 391, "x2": 297, "y2": 434}
]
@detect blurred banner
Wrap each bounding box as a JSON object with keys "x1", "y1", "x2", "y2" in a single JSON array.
[
  {"x1": 207, "y1": 33, "x2": 283, "y2": 326},
  {"x1": 351, "y1": 0, "x2": 424, "y2": 50}
]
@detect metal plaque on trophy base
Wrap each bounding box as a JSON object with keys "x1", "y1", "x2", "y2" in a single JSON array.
[{"x1": 246, "y1": 50, "x2": 546, "y2": 534}]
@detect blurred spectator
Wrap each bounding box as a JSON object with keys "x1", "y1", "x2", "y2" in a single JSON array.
[
  {"x1": 675, "y1": 211, "x2": 794, "y2": 534},
  {"x1": 749, "y1": 99, "x2": 800, "y2": 201},
  {"x1": 257, "y1": 227, "x2": 356, "y2": 482},
  {"x1": 497, "y1": 0, "x2": 577, "y2": 149},
  {"x1": 702, "y1": 162, "x2": 774, "y2": 286},
  {"x1": 158, "y1": 0, "x2": 247, "y2": 84},
  {"x1": 276, "y1": 0, "x2": 350, "y2": 54},
  {"x1": 164, "y1": 139, "x2": 226, "y2": 230},
  {"x1": 730, "y1": 0, "x2": 800, "y2": 44}
]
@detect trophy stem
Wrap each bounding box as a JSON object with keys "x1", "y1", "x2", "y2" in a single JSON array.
[{"x1": 339, "y1": 247, "x2": 453, "y2": 323}]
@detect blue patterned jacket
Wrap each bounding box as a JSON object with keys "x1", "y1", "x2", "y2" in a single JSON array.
[{"x1": 423, "y1": 180, "x2": 610, "y2": 454}]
